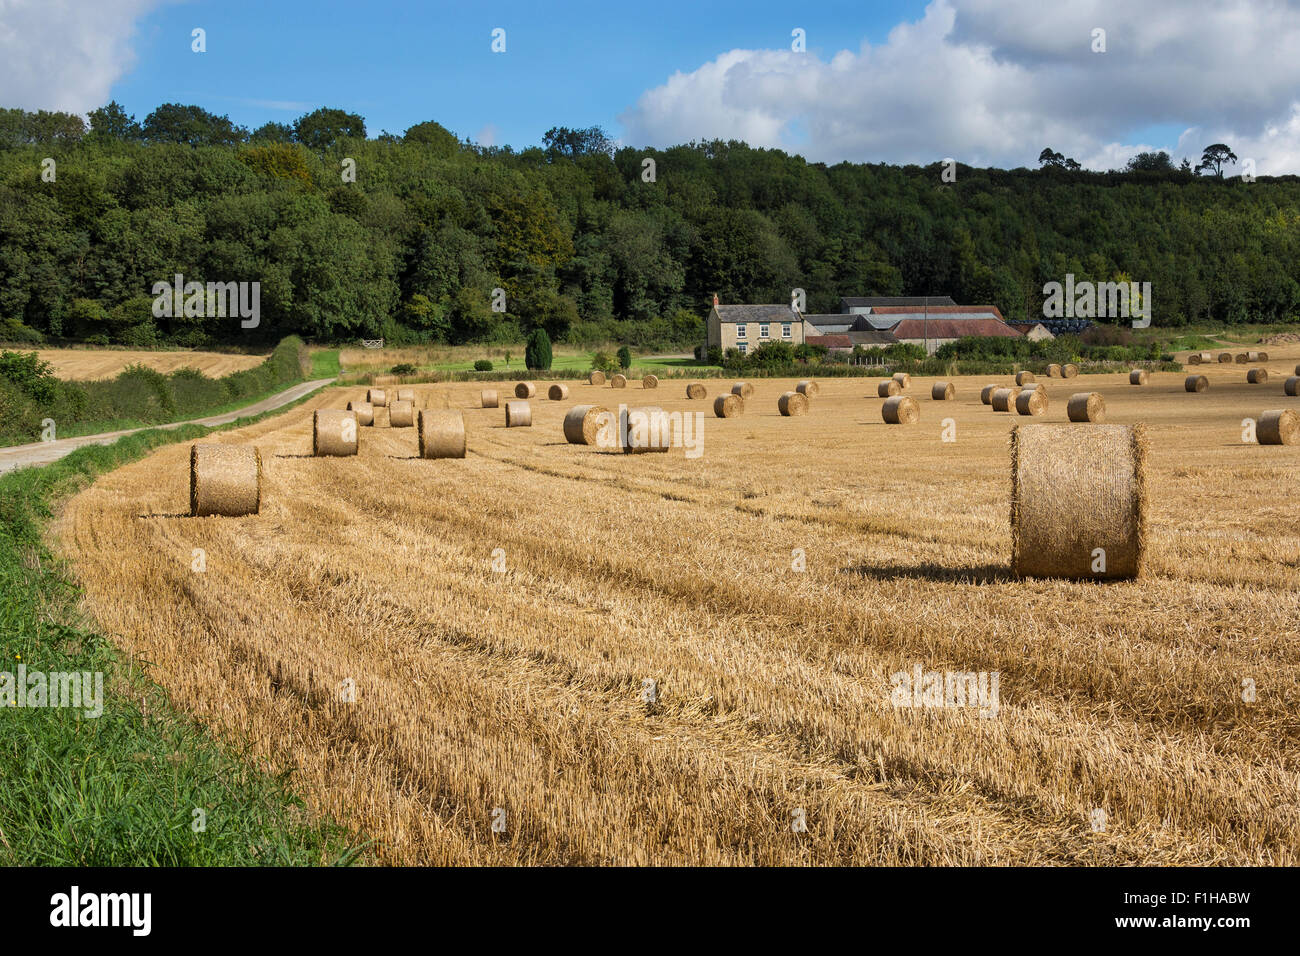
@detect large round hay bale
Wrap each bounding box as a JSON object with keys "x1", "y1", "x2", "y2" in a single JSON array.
[
  {"x1": 1219, "y1": 353, "x2": 1233, "y2": 363},
  {"x1": 714, "y1": 394, "x2": 742, "y2": 418},
  {"x1": 1129, "y1": 370, "x2": 1148, "y2": 386},
  {"x1": 1047, "y1": 364, "x2": 1062, "y2": 378},
  {"x1": 1061, "y1": 364, "x2": 1079, "y2": 378},
  {"x1": 778, "y1": 391, "x2": 809, "y2": 416},
  {"x1": 621, "y1": 406, "x2": 670, "y2": 453},
  {"x1": 1187, "y1": 353, "x2": 1202, "y2": 365},
  {"x1": 347, "y1": 400, "x2": 374, "y2": 426},
  {"x1": 642, "y1": 374, "x2": 659, "y2": 389},
  {"x1": 1246, "y1": 351, "x2": 1262, "y2": 362},
  {"x1": 1066, "y1": 392, "x2": 1105, "y2": 423},
  {"x1": 1015, "y1": 389, "x2": 1048, "y2": 416},
  {"x1": 878, "y1": 379, "x2": 901, "y2": 398},
  {"x1": 991, "y1": 387, "x2": 1021, "y2": 412},
  {"x1": 504, "y1": 400, "x2": 532, "y2": 427},
  {"x1": 1258, "y1": 351, "x2": 1270, "y2": 362},
  {"x1": 417, "y1": 409, "x2": 466, "y2": 459},
  {"x1": 892, "y1": 372, "x2": 910, "y2": 389},
  {"x1": 882, "y1": 395, "x2": 919, "y2": 424},
  {"x1": 515, "y1": 381, "x2": 536, "y2": 399},
  {"x1": 611, "y1": 374, "x2": 627, "y2": 389},
  {"x1": 1015, "y1": 371, "x2": 1035, "y2": 386},
  {"x1": 1185, "y1": 374, "x2": 1209, "y2": 392},
  {"x1": 1294, "y1": 364, "x2": 1300, "y2": 376},
  {"x1": 389, "y1": 400, "x2": 415, "y2": 427},
  {"x1": 931, "y1": 381, "x2": 955, "y2": 401},
  {"x1": 796, "y1": 380, "x2": 819, "y2": 397},
  {"x1": 366, "y1": 387, "x2": 388, "y2": 407},
  {"x1": 686, "y1": 382, "x2": 707, "y2": 399},
  {"x1": 980, "y1": 384, "x2": 999, "y2": 405},
  {"x1": 313, "y1": 409, "x2": 358, "y2": 456},
  {"x1": 1247, "y1": 368, "x2": 1269, "y2": 384},
  {"x1": 548, "y1": 383, "x2": 570, "y2": 401},
  {"x1": 563, "y1": 404, "x2": 610, "y2": 445},
  {"x1": 481, "y1": 389, "x2": 499, "y2": 408},
  {"x1": 732, "y1": 382, "x2": 754, "y2": 399},
  {"x1": 1258, "y1": 409, "x2": 1300, "y2": 445},
  {"x1": 1284, "y1": 376, "x2": 1300, "y2": 397},
  {"x1": 190, "y1": 444, "x2": 261, "y2": 517},
  {"x1": 1235, "y1": 353, "x2": 1248, "y2": 364},
  {"x1": 1195, "y1": 351, "x2": 1213, "y2": 363},
  {"x1": 1021, "y1": 381, "x2": 1046, "y2": 394},
  {"x1": 588, "y1": 370, "x2": 607, "y2": 387},
  {"x1": 396, "y1": 388, "x2": 415, "y2": 404},
  {"x1": 1010, "y1": 423, "x2": 1146, "y2": 579}
]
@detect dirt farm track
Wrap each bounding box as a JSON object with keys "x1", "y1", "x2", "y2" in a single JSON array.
[{"x1": 53, "y1": 352, "x2": 1300, "y2": 865}]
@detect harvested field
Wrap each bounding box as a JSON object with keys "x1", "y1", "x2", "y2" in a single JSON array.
[
  {"x1": 52, "y1": 362, "x2": 1300, "y2": 866},
  {"x1": 27, "y1": 347, "x2": 266, "y2": 381}
]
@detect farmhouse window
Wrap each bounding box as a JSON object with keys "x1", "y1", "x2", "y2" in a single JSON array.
[
  {"x1": 781, "y1": 323, "x2": 791, "y2": 338},
  {"x1": 760, "y1": 324, "x2": 770, "y2": 338},
  {"x1": 736, "y1": 323, "x2": 747, "y2": 338}
]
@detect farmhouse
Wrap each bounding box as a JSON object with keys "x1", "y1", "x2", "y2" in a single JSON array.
[{"x1": 706, "y1": 299, "x2": 805, "y2": 353}]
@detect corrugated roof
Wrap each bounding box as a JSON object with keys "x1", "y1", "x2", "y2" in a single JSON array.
[
  {"x1": 890, "y1": 318, "x2": 1022, "y2": 340},
  {"x1": 844, "y1": 329, "x2": 898, "y2": 345},
  {"x1": 714, "y1": 304, "x2": 800, "y2": 324}
]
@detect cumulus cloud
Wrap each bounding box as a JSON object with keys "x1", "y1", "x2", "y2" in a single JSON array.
[
  {"x1": 0, "y1": 0, "x2": 166, "y2": 115},
  {"x1": 619, "y1": 0, "x2": 1300, "y2": 174}
]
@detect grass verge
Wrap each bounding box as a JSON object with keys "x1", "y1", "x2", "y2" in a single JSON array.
[{"x1": 0, "y1": 388, "x2": 364, "y2": 865}]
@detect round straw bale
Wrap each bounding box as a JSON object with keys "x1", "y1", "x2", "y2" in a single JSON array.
[
  {"x1": 548, "y1": 383, "x2": 570, "y2": 401},
  {"x1": 1015, "y1": 388, "x2": 1048, "y2": 416},
  {"x1": 1047, "y1": 364, "x2": 1062, "y2": 378},
  {"x1": 347, "y1": 400, "x2": 374, "y2": 426},
  {"x1": 878, "y1": 379, "x2": 901, "y2": 398},
  {"x1": 1284, "y1": 376, "x2": 1300, "y2": 397},
  {"x1": 882, "y1": 395, "x2": 920, "y2": 424},
  {"x1": 313, "y1": 409, "x2": 358, "y2": 456},
  {"x1": 481, "y1": 389, "x2": 499, "y2": 408},
  {"x1": 1235, "y1": 353, "x2": 1248, "y2": 364},
  {"x1": 515, "y1": 381, "x2": 536, "y2": 399},
  {"x1": 714, "y1": 394, "x2": 743, "y2": 418},
  {"x1": 504, "y1": 400, "x2": 532, "y2": 427},
  {"x1": 732, "y1": 382, "x2": 754, "y2": 399},
  {"x1": 796, "y1": 380, "x2": 819, "y2": 397},
  {"x1": 1247, "y1": 368, "x2": 1269, "y2": 384},
  {"x1": 931, "y1": 381, "x2": 955, "y2": 401},
  {"x1": 1247, "y1": 351, "x2": 1262, "y2": 362},
  {"x1": 686, "y1": 382, "x2": 707, "y2": 399},
  {"x1": 611, "y1": 374, "x2": 627, "y2": 388},
  {"x1": 417, "y1": 409, "x2": 466, "y2": 459},
  {"x1": 980, "y1": 384, "x2": 999, "y2": 405},
  {"x1": 1258, "y1": 409, "x2": 1300, "y2": 445},
  {"x1": 1218, "y1": 353, "x2": 1233, "y2": 363},
  {"x1": 778, "y1": 391, "x2": 809, "y2": 416},
  {"x1": 1258, "y1": 351, "x2": 1269, "y2": 361},
  {"x1": 642, "y1": 374, "x2": 659, "y2": 389},
  {"x1": 1185, "y1": 374, "x2": 1209, "y2": 392},
  {"x1": 1066, "y1": 391, "x2": 1105, "y2": 422},
  {"x1": 1015, "y1": 371, "x2": 1035, "y2": 386},
  {"x1": 1020, "y1": 381, "x2": 1046, "y2": 395},
  {"x1": 389, "y1": 399, "x2": 415, "y2": 427},
  {"x1": 1010, "y1": 423, "x2": 1147, "y2": 579},
  {"x1": 621, "y1": 406, "x2": 670, "y2": 453},
  {"x1": 588, "y1": 370, "x2": 607, "y2": 387},
  {"x1": 1062, "y1": 364, "x2": 1079, "y2": 378},
  {"x1": 396, "y1": 388, "x2": 415, "y2": 404},
  {"x1": 1187, "y1": 353, "x2": 1202, "y2": 365},
  {"x1": 1129, "y1": 370, "x2": 1148, "y2": 385},
  {"x1": 563, "y1": 404, "x2": 610, "y2": 445},
  {"x1": 892, "y1": 372, "x2": 910, "y2": 389},
  {"x1": 991, "y1": 387, "x2": 1021, "y2": 411},
  {"x1": 1196, "y1": 351, "x2": 1213, "y2": 363},
  {"x1": 366, "y1": 387, "x2": 388, "y2": 407},
  {"x1": 190, "y1": 444, "x2": 261, "y2": 517}
]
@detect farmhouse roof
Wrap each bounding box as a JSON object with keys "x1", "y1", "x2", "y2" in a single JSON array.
[
  {"x1": 713, "y1": 304, "x2": 800, "y2": 323},
  {"x1": 868, "y1": 304, "x2": 1007, "y2": 323},
  {"x1": 889, "y1": 318, "x2": 1022, "y2": 340},
  {"x1": 805, "y1": 334, "x2": 853, "y2": 349}
]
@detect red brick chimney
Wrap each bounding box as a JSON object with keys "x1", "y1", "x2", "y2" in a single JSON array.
[{"x1": 713, "y1": 293, "x2": 719, "y2": 308}]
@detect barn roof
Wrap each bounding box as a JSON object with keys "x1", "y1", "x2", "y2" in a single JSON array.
[{"x1": 889, "y1": 318, "x2": 1022, "y2": 340}]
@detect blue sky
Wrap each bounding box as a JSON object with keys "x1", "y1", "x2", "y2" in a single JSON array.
[
  {"x1": 111, "y1": 0, "x2": 918, "y2": 150},
  {"x1": 6, "y1": 0, "x2": 1300, "y2": 172}
]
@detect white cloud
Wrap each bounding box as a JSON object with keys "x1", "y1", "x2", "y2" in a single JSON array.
[
  {"x1": 0, "y1": 0, "x2": 166, "y2": 115},
  {"x1": 619, "y1": 0, "x2": 1300, "y2": 173}
]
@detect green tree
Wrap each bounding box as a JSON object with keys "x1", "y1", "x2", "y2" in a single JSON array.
[
  {"x1": 525, "y1": 328, "x2": 553, "y2": 370},
  {"x1": 1197, "y1": 143, "x2": 1238, "y2": 178},
  {"x1": 142, "y1": 103, "x2": 246, "y2": 146},
  {"x1": 617, "y1": 345, "x2": 631, "y2": 369},
  {"x1": 293, "y1": 108, "x2": 366, "y2": 150}
]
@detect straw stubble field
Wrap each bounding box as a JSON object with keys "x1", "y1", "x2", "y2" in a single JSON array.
[{"x1": 53, "y1": 349, "x2": 1300, "y2": 865}]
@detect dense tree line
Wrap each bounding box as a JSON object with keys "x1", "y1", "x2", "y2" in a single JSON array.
[{"x1": 1, "y1": 101, "x2": 1298, "y2": 349}]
